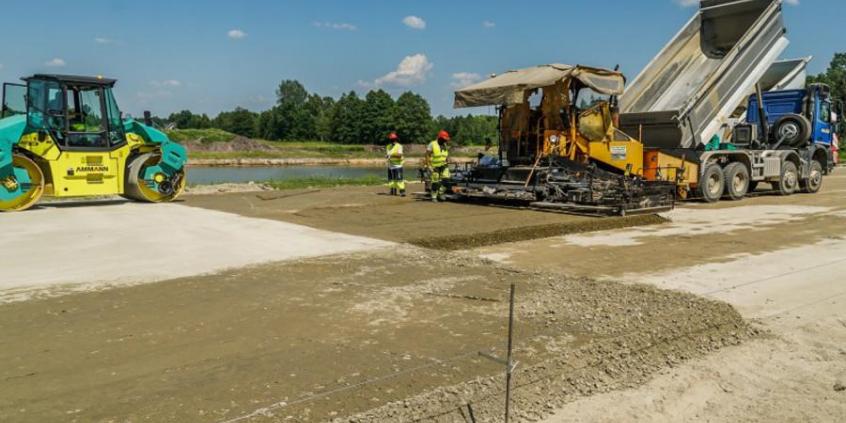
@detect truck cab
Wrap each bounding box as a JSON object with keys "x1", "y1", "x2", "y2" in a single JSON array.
[{"x1": 745, "y1": 83, "x2": 837, "y2": 169}]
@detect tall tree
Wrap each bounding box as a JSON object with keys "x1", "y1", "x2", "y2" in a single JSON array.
[
  {"x1": 393, "y1": 92, "x2": 432, "y2": 144},
  {"x1": 168, "y1": 110, "x2": 211, "y2": 129},
  {"x1": 329, "y1": 91, "x2": 365, "y2": 144},
  {"x1": 271, "y1": 80, "x2": 318, "y2": 140},
  {"x1": 214, "y1": 107, "x2": 258, "y2": 138},
  {"x1": 361, "y1": 90, "x2": 396, "y2": 144},
  {"x1": 313, "y1": 96, "x2": 336, "y2": 141},
  {"x1": 276, "y1": 80, "x2": 308, "y2": 107}
]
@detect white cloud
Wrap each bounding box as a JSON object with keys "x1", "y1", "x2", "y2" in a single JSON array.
[
  {"x1": 402, "y1": 16, "x2": 426, "y2": 30},
  {"x1": 94, "y1": 37, "x2": 114, "y2": 44},
  {"x1": 227, "y1": 29, "x2": 247, "y2": 39},
  {"x1": 482, "y1": 20, "x2": 496, "y2": 28},
  {"x1": 313, "y1": 21, "x2": 357, "y2": 31},
  {"x1": 45, "y1": 58, "x2": 66, "y2": 67},
  {"x1": 451, "y1": 72, "x2": 483, "y2": 89},
  {"x1": 151, "y1": 80, "x2": 182, "y2": 88},
  {"x1": 371, "y1": 53, "x2": 433, "y2": 87},
  {"x1": 784, "y1": 0, "x2": 799, "y2": 5}
]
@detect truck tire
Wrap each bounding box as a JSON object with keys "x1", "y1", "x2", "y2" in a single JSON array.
[
  {"x1": 777, "y1": 160, "x2": 799, "y2": 196},
  {"x1": 699, "y1": 163, "x2": 724, "y2": 203},
  {"x1": 722, "y1": 162, "x2": 749, "y2": 201},
  {"x1": 800, "y1": 160, "x2": 823, "y2": 194},
  {"x1": 773, "y1": 114, "x2": 811, "y2": 148}
]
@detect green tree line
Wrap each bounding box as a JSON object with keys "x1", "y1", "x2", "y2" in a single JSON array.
[{"x1": 165, "y1": 80, "x2": 497, "y2": 145}]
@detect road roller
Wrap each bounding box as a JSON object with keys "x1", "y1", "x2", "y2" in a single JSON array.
[{"x1": 0, "y1": 74, "x2": 187, "y2": 211}]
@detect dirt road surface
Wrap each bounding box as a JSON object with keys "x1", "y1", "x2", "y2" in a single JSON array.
[
  {"x1": 182, "y1": 187, "x2": 664, "y2": 249},
  {"x1": 471, "y1": 175, "x2": 846, "y2": 422},
  {"x1": 1, "y1": 172, "x2": 844, "y2": 422}
]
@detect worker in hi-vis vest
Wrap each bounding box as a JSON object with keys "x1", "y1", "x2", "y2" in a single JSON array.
[
  {"x1": 426, "y1": 130, "x2": 451, "y2": 202},
  {"x1": 385, "y1": 132, "x2": 406, "y2": 196}
]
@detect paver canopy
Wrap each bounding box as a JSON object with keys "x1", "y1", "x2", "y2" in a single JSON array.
[{"x1": 453, "y1": 64, "x2": 625, "y2": 108}]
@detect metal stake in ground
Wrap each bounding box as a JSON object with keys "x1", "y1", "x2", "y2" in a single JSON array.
[{"x1": 479, "y1": 283, "x2": 517, "y2": 423}]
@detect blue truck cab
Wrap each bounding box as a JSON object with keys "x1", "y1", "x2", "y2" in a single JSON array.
[
  {"x1": 745, "y1": 83, "x2": 838, "y2": 170},
  {"x1": 707, "y1": 83, "x2": 842, "y2": 203}
]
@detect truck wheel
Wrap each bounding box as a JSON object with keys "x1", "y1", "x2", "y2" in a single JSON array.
[
  {"x1": 699, "y1": 164, "x2": 724, "y2": 203},
  {"x1": 777, "y1": 160, "x2": 799, "y2": 196},
  {"x1": 800, "y1": 160, "x2": 823, "y2": 194},
  {"x1": 773, "y1": 114, "x2": 811, "y2": 148},
  {"x1": 722, "y1": 162, "x2": 749, "y2": 201}
]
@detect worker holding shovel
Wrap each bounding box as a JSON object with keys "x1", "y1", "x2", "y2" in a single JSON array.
[{"x1": 386, "y1": 132, "x2": 406, "y2": 196}]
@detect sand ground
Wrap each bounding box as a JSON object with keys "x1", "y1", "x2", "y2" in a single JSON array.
[{"x1": 2, "y1": 172, "x2": 845, "y2": 422}]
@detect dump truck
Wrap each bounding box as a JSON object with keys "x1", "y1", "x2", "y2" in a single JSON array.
[
  {"x1": 618, "y1": 0, "x2": 839, "y2": 201},
  {"x1": 444, "y1": 64, "x2": 691, "y2": 215},
  {"x1": 0, "y1": 74, "x2": 187, "y2": 211}
]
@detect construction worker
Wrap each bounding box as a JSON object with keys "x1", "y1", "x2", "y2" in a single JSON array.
[
  {"x1": 386, "y1": 132, "x2": 406, "y2": 196},
  {"x1": 426, "y1": 130, "x2": 451, "y2": 202}
]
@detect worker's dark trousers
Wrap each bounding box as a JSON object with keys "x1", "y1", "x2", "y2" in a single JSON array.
[{"x1": 387, "y1": 167, "x2": 405, "y2": 193}]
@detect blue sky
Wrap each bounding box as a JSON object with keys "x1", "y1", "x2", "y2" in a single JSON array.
[{"x1": 0, "y1": 0, "x2": 840, "y2": 118}]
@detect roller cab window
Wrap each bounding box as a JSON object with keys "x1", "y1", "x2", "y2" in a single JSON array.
[
  {"x1": 2, "y1": 83, "x2": 26, "y2": 118},
  {"x1": 24, "y1": 75, "x2": 125, "y2": 151},
  {"x1": 65, "y1": 85, "x2": 107, "y2": 148}
]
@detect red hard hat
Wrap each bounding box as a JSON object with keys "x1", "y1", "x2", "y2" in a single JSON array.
[
  {"x1": 437, "y1": 130, "x2": 451, "y2": 141},
  {"x1": 388, "y1": 132, "x2": 399, "y2": 140}
]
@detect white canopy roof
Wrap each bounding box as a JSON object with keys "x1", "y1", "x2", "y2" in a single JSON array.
[{"x1": 454, "y1": 64, "x2": 626, "y2": 108}]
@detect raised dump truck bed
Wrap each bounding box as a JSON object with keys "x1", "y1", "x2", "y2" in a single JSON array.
[
  {"x1": 759, "y1": 57, "x2": 811, "y2": 92},
  {"x1": 619, "y1": 0, "x2": 788, "y2": 149}
]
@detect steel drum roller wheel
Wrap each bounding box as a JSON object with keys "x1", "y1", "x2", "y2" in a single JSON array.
[
  {"x1": 0, "y1": 154, "x2": 45, "y2": 212},
  {"x1": 123, "y1": 153, "x2": 185, "y2": 203}
]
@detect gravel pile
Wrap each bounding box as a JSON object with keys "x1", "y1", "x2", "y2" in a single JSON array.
[{"x1": 334, "y1": 252, "x2": 754, "y2": 422}]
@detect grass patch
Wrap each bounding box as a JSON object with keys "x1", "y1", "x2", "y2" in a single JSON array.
[
  {"x1": 264, "y1": 175, "x2": 386, "y2": 190},
  {"x1": 168, "y1": 128, "x2": 237, "y2": 143}
]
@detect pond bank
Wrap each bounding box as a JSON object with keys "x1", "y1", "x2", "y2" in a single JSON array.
[{"x1": 187, "y1": 157, "x2": 475, "y2": 167}]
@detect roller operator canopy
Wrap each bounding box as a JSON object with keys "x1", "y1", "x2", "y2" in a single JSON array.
[
  {"x1": 453, "y1": 64, "x2": 625, "y2": 108},
  {"x1": 22, "y1": 74, "x2": 117, "y2": 87}
]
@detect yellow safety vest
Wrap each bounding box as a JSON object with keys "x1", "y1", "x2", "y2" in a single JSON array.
[
  {"x1": 429, "y1": 140, "x2": 448, "y2": 168},
  {"x1": 386, "y1": 143, "x2": 404, "y2": 168}
]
